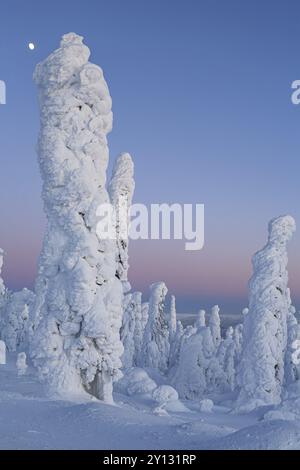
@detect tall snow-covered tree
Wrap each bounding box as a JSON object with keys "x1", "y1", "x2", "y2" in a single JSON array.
[
  {"x1": 209, "y1": 305, "x2": 221, "y2": 349},
  {"x1": 195, "y1": 309, "x2": 206, "y2": 330},
  {"x1": 109, "y1": 153, "x2": 135, "y2": 286},
  {"x1": 237, "y1": 215, "x2": 296, "y2": 410},
  {"x1": 169, "y1": 295, "x2": 177, "y2": 340},
  {"x1": 142, "y1": 282, "x2": 169, "y2": 372},
  {"x1": 30, "y1": 33, "x2": 124, "y2": 403}
]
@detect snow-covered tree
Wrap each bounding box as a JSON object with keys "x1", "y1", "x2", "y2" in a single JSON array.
[
  {"x1": 142, "y1": 282, "x2": 169, "y2": 372},
  {"x1": 285, "y1": 306, "x2": 300, "y2": 384},
  {"x1": 1, "y1": 288, "x2": 35, "y2": 352},
  {"x1": 168, "y1": 320, "x2": 184, "y2": 372},
  {"x1": 132, "y1": 292, "x2": 144, "y2": 365},
  {"x1": 237, "y1": 215, "x2": 296, "y2": 410},
  {"x1": 195, "y1": 309, "x2": 206, "y2": 330},
  {"x1": 0, "y1": 249, "x2": 9, "y2": 326},
  {"x1": 0, "y1": 249, "x2": 5, "y2": 300},
  {"x1": 217, "y1": 327, "x2": 236, "y2": 392},
  {"x1": 120, "y1": 291, "x2": 143, "y2": 368},
  {"x1": 233, "y1": 323, "x2": 243, "y2": 366},
  {"x1": 30, "y1": 33, "x2": 124, "y2": 403},
  {"x1": 209, "y1": 305, "x2": 221, "y2": 349},
  {"x1": 120, "y1": 293, "x2": 136, "y2": 368},
  {"x1": 169, "y1": 295, "x2": 177, "y2": 340},
  {"x1": 171, "y1": 325, "x2": 219, "y2": 399},
  {"x1": 109, "y1": 153, "x2": 135, "y2": 285}
]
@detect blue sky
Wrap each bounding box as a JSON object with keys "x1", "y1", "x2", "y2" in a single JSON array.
[{"x1": 0, "y1": 0, "x2": 299, "y2": 314}]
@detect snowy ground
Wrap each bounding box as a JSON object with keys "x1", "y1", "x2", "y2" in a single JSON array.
[{"x1": 1, "y1": 355, "x2": 300, "y2": 450}]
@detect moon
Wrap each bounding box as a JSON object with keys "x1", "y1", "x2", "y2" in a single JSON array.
[{"x1": 28, "y1": 43, "x2": 35, "y2": 50}]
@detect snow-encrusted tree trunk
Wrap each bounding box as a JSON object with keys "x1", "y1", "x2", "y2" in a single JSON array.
[
  {"x1": 142, "y1": 282, "x2": 170, "y2": 372},
  {"x1": 237, "y1": 215, "x2": 296, "y2": 410},
  {"x1": 209, "y1": 305, "x2": 221, "y2": 349},
  {"x1": 30, "y1": 33, "x2": 124, "y2": 403}
]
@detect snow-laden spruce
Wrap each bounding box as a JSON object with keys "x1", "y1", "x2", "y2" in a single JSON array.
[
  {"x1": 142, "y1": 282, "x2": 170, "y2": 372},
  {"x1": 195, "y1": 309, "x2": 206, "y2": 329},
  {"x1": 30, "y1": 33, "x2": 125, "y2": 402},
  {"x1": 285, "y1": 306, "x2": 300, "y2": 384},
  {"x1": 120, "y1": 291, "x2": 143, "y2": 368},
  {"x1": 237, "y1": 215, "x2": 296, "y2": 410},
  {"x1": 1, "y1": 288, "x2": 35, "y2": 352},
  {"x1": 109, "y1": 152, "x2": 135, "y2": 285},
  {"x1": 169, "y1": 295, "x2": 177, "y2": 340},
  {"x1": 209, "y1": 305, "x2": 221, "y2": 348},
  {"x1": 171, "y1": 323, "x2": 217, "y2": 399},
  {"x1": 0, "y1": 249, "x2": 5, "y2": 300}
]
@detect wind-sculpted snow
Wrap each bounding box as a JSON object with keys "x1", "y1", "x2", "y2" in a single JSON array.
[
  {"x1": 237, "y1": 215, "x2": 296, "y2": 410},
  {"x1": 30, "y1": 33, "x2": 124, "y2": 402}
]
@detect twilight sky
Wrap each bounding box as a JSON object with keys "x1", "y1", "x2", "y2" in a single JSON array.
[{"x1": 0, "y1": 0, "x2": 299, "y2": 314}]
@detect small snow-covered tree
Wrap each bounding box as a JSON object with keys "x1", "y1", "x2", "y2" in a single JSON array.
[
  {"x1": 120, "y1": 291, "x2": 143, "y2": 368},
  {"x1": 0, "y1": 249, "x2": 9, "y2": 330},
  {"x1": 168, "y1": 320, "x2": 184, "y2": 372},
  {"x1": 217, "y1": 327, "x2": 236, "y2": 392},
  {"x1": 171, "y1": 325, "x2": 219, "y2": 399},
  {"x1": 132, "y1": 292, "x2": 144, "y2": 365},
  {"x1": 1, "y1": 288, "x2": 35, "y2": 352},
  {"x1": 237, "y1": 215, "x2": 296, "y2": 410},
  {"x1": 30, "y1": 33, "x2": 124, "y2": 403},
  {"x1": 195, "y1": 309, "x2": 206, "y2": 330},
  {"x1": 120, "y1": 293, "x2": 136, "y2": 368},
  {"x1": 169, "y1": 295, "x2": 177, "y2": 340},
  {"x1": 233, "y1": 323, "x2": 243, "y2": 366},
  {"x1": 142, "y1": 282, "x2": 169, "y2": 372},
  {"x1": 0, "y1": 249, "x2": 5, "y2": 300},
  {"x1": 209, "y1": 305, "x2": 221, "y2": 349}
]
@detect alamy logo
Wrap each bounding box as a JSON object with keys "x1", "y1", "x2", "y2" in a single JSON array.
[
  {"x1": 0, "y1": 80, "x2": 6, "y2": 104},
  {"x1": 96, "y1": 197, "x2": 205, "y2": 251},
  {"x1": 291, "y1": 80, "x2": 300, "y2": 104}
]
